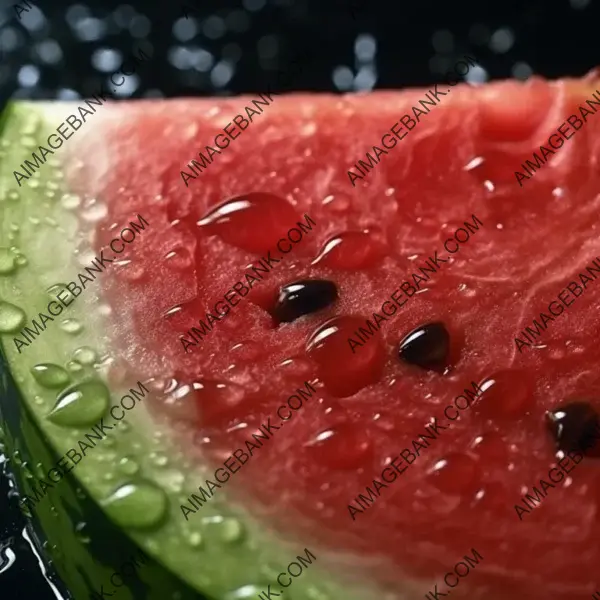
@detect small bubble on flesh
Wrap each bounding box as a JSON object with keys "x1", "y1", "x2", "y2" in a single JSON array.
[
  {"x1": 272, "y1": 279, "x2": 338, "y2": 323},
  {"x1": 397, "y1": 321, "x2": 451, "y2": 372},
  {"x1": 547, "y1": 402, "x2": 600, "y2": 456}
]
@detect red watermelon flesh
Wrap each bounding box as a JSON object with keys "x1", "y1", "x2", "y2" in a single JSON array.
[{"x1": 68, "y1": 75, "x2": 600, "y2": 600}]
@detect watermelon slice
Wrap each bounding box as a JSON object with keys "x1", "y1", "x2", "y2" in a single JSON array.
[{"x1": 2, "y1": 74, "x2": 600, "y2": 600}]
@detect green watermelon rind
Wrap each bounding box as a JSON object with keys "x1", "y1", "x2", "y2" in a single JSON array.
[{"x1": 0, "y1": 101, "x2": 382, "y2": 600}]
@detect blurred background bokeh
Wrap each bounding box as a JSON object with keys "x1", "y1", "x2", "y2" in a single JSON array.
[{"x1": 1, "y1": 0, "x2": 599, "y2": 598}]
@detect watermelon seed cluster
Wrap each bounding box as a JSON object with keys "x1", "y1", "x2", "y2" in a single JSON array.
[{"x1": 270, "y1": 274, "x2": 600, "y2": 460}]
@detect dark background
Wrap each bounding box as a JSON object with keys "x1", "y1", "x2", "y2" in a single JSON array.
[{"x1": 0, "y1": 0, "x2": 598, "y2": 598}]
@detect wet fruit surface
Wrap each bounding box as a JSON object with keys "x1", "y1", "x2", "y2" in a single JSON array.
[{"x1": 75, "y1": 83, "x2": 600, "y2": 599}]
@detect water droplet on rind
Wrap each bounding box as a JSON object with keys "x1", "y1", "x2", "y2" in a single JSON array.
[
  {"x1": 0, "y1": 248, "x2": 17, "y2": 275},
  {"x1": 60, "y1": 318, "x2": 83, "y2": 334},
  {"x1": 47, "y1": 380, "x2": 110, "y2": 426},
  {"x1": 102, "y1": 482, "x2": 168, "y2": 529},
  {"x1": 218, "y1": 518, "x2": 245, "y2": 543},
  {"x1": 47, "y1": 283, "x2": 75, "y2": 302},
  {"x1": 118, "y1": 456, "x2": 140, "y2": 476},
  {"x1": 224, "y1": 584, "x2": 271, "y2": 600},
  {"x1": 0, "y1": 301, "x2": 26, "y2": 332},
  {"x1": 66, "y1": 360, "x2": 84, "y2": 374},
  {"x1": 31, "y1": 363, "x2": 70, "y2": 388},
  {"x1": 72, "y1": 346, "x2": 97, "y2": 365}
]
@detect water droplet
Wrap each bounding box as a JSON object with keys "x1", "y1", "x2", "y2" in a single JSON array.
[
  {"x1": 113, "y1": 259, "x2": 146, "y2": 282},
  {"x1": 197, "y1": 192, "x2": 299, "y2": 253},
  {"x1": 60, "y1": 318, "x2": 83, "y2": 334},
  {"x1": 0, "y1": 301, "x2": 26, "y2": 332},
  {"x1": 0, "y1": 248, "x2": 17, "y2": 275},
  {"x1": 102, "y1": 481, "x2": 168, "y2": 529},
  {"x1": 60, "y1": 193, "x2": 81, "y2": 210},
  {"x1": 306, "y1": 315, "x2": 385, "y2": 397},
  {"x1": 47, "y1": 283, "x2": 75, "y2": 302},
  {"x1": 164, "y1": 247, "x2": 193, "y2": 271},
  {"x1": 186, "y1": 531, "x2": 203, "y2": 548},
  {"x1": 305, "y1": 424, "x2": 373, "y2": 469},
  {"x1": 117, "y1": 456, "x2": 140, "y2": 476},
  {"x1": 469, "y1": 431, "x2": 509, "y2": 462},
  {"x1": 47, "y1": 379, "x2": 110, "y2": 426},
  {"x1": 149, "y1": 451, "x2": 169, "y2": 467},
  {"x1": 31, "y1": 363, "x2": 70, "y2": 388},
  {"x1": 21, "y1": 462, "x2": 34, "y2": 480},
  {"x1": 427, "y1": 452, "x2": 480, "y2": 495},
  {"x1": 66, "y1": 360, "x2": 84, "y2": 374},
  {"x1": 218, "y1": 518, "x2": 245, "y2": 543},
  {"x1": 475, "y1": 369, "x2": 535, "y2": 418},
  {"x1": 278, "y1": 355, "x2": 314, "y2": 377},
  {"x1": 229, "y1": 340, "x2": 262, "y2": 360},
  {"x1": 225, "y1": 584, "x2": 268, "y2": 600},
  {"x1": 15, "y1": 255, "x2": 27, "y2": 267},
  {"x1": 312, "y1": 229, "x2": 387, "y2": 269},
  {"x1": 80, "y1": 198, "x2": 108, "y2": 222},
  {"x1": 158, "y1": 378, "x2": 246, "y2": 427},
  {"x1": 72, "y1": 346, "x2": 97, "y2": 365},
  {"x1": 74, "y1": 521, "x2": 91, "y2": 544}
]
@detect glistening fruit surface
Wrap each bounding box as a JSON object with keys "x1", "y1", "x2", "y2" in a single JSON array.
[{"x1": 2, "y1": 77, "x2": 600, "y2": 600}]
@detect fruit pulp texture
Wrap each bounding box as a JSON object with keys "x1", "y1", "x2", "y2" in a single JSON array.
[{"x1": 73, "y1": 82, "x2": 600, "y2": 599}]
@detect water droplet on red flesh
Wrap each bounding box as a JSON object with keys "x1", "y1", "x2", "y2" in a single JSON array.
[
  {"x1": 306, "y1": 316, "x2": 385, "y2": 397},
  {"x1": 305, "y1": 424, "x2": 373, "y2": 470},
  {"x1": 312, "y1": 229, "x2": 387, "y2": 269},
  {"x1": 475, "y1": 369, "x2": 535, "y2": 418},
  {"x1": 197, "y1": 192, "x2": 299, "y2": 253}
]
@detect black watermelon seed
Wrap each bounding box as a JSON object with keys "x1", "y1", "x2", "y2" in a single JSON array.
[
  {"x1": 273, "y1": 279, "x2": 338, "y2": 323},
  {"x1": 397, "y1": 322, "x2": 450, "y2": 371},
  {"x1": 546, "y1": 402, "x2": 600, "y2": 456}
]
